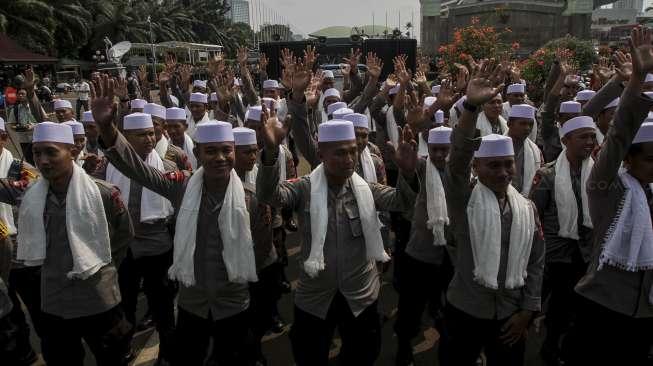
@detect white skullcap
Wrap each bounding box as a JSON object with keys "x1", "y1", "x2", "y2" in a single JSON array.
[
  {"x1": 474, "y1": 134, "x2": 514, "y2": 158},
  {"x1": 234, "y1": 78, "x2": 242, "y2": 86},
  {"x1": 323, "y1": 88, "x2": 341, "y2": 99},
  {"x1": 246, "y1": 106, "x2": 262, "y2": 122},
  {"x1": 389, "y1": 84, "x2": 401, "y2": 96},
  {"x1": 646, "y1": 74, "x2": 653, "y2": 83},
  {"x1": 194, "y1": 121, "x2": 234, "y2": 143},
  {"x1": 603, "y1": 98, "x2": 619, "y2": 110},
  {"x1": 333, "y1": 108, "x2": 354, "y2": 120},
  {"x1": 193, "y1": 80, "x2": 207, "y2": 89},
  {"x1": 645, "y1": 112, "x2": 653, "y2": 123},
  {"x1": 454, "y1": 95, "x2": 467, "y2": 111},
  {"x1": 435, "y1": 110, "x2": 445, "y2": 124},
  {"x1": 318, "y1": 120, "x2": 355, "y2": 142},
  {"x1": 63, "y1": 120, "x2": 85, "y2": 135},
  {"x1": 575, "y1": 90, "x2": 596, "y2": 102},
  {"x1": 261, "y1": 98, "x2": 279, "y2": 110},
  {"x1": 424, "y1": 96, "x2": 437, "y2": 108},
  {"x1": 130, "y1": 99, "x2": 147, "y2": 109},
  {"x1": 560, "y1": 101, "x2": 582, "y2": 114},
  {"x1": 428, "y1": 126, "x2": 452, "y2": 144},
  {"x1": 0, "y1": 117, "x2": 4, "y2": 131},
  {"x1": 507, "y1": 83, "x2": 525, "y2": 94},
  {"x1": 560, "y1": 116, "x2": 595, "y2": 137},
  {"x1": 431, "y1": 85, "x2": 441, "y2": 95},
  {"x1": 189, "y1": 92, "x2": 208, "y2": 104},
  {"x1": 210, "y1": 92, "x2": 218, "y2": 102},
  {"x1": 166, "y1": 107, "x2": 186, "y2": 121},
  {"x1": 343, "y1": 113, "x2": 368, "y2": 129},
  {"x1": 33, "y1": 121, "x2": 74, "y2": 145},
  {"x1": 124, "y1": 113, "x2": 154, "y2": 130},
  {"x1": 53, "y1": 99, "x2": 72, "y2": 110},
  {"x1": 143, "y1": 103, "x2": 166, "y2": 119},
  {"x1": 323, "y1": 70, "x2": 335, "y2": 79},
  {"x1": 508, "y1": 104, "x2": 535, "y2": 120},
  {"x1": 327, "y1": 102, "x2": 347, "y2": 116},
  {"x1": 233, "y1": 127, "x2": 258, "y2": 146},
  {"x1": 81, "y1": 111, "x2": 95, "y2": 123},
  {"x1": 263, "y1": 79, "x2": 279, "y2": 90},
  {"x1": 633, "y1": 122, "x2": 653, "y2": 144}
]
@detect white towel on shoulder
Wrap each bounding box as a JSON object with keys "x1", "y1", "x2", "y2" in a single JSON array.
[
  {"x1": 520, "y1": 138, "x2": 542, "y2": 195},
  {"x1": 155, "y1": 135, "x2": 170, "y2": 159},
  {"x1": 418, "y1": 133, "x2": 429, "y2": 157},
  {"x1": 305, "y1": 164, "x2": 390, "y2": 278},
  {"x1": 555, "y1": 151, "x2": 593, "y2": 239},
  {"x1": 426, "y1": 160, "x2": 448, "y2": 246},
  {"x1": 106, "y1": 150, "x2": 174, "y2": 223},
  {"x1": 360, "y1": 147, "x2": 377, "y2": 183},
  {"x1": 467, "y1": 182, "x2": 535, "y2": 289},
  {"x1": 477, "y1": 112, "x2": 508, "y2": 137},
  {"x1": 168, "y1": 168, "x2": 257, "y2": 286},
  {"x1": 0, "y1": 149, "x2": 16, "y2": 235},
  {"x1": 182, "y1": 133, "x2": 197, "y2": 170},
  {"x1": 386, "y1": 106, "x2": 400, "y2": 147},
  {"x1": 17, "y1": 164, "x2": 112, "y2": 279}
]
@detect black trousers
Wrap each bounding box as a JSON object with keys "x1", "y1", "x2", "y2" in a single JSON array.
[
  {"x1": 40, "y1": 305, "x2": 132, "y2": 366},
  {"x1": 8, "y1": 266, "x2": 43, "y2": 338},
  {"x1": 541, "y1": 260, "x2": 586, "y2": 358},
  {"x1": 173, "y1": 307, "x2": 255, "y2": 366},
  {"x1": 394, "y1": 254, "x2": 453, "y2": 344},
  {"x1": 290, "y1": 293, "x2": 381, "y2": 366},
  {"x1": 563, "y1": 296, "x2": 653, "y2": 366},
  {"x1": 118, "y1": 249, "x2": 176, "y2": 359},
  {"x1": 4, "y1": 281, "x2": 36, "y2": 365},
  {"x1": 249, "y1": 263, "x2": 284, "y2": 360},
  {"x1": 439, "y1": 304, "x2": 526, "y2": 366},
  {"x1": 75, "y1": 99, "x2": 89, "y2": 119}
]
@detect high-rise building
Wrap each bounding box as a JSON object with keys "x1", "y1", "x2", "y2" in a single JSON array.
[
  {"x1": 613, "y1": 0, "x2": 644, "y2": 11},
  {"x1": 227, "y1": 0, "x2": 250, "y2": 25},
  {"x1": 420, "y1": 0, "x2": 441, "y2": 55}
]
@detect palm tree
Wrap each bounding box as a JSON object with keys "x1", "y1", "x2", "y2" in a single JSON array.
[
  {"x1": 0, "y1": 0, "x2": 55, "y2": 53},
  {"x1": 46, "y1": 0, "x2": 92, "y2": 57}
]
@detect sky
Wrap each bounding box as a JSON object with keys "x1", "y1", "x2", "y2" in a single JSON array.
[{"x1": 254, "y1": 0, "x2": 421, "y2": 37}]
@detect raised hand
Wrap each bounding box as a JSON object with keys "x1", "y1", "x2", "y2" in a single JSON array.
[
  {"x1": 343, "y1": 48, "x2": 362, "y2": 71},
  {"x1": 414, "y1": 71, "x2": 427, "y2": 84},
  {"x1": 614, "y1": 50, "x2": 633, "y2": 82},
  {"x1": 138, "y1": 65, "x2": 149, "y2": 85},
  {"x1": 280, "y1": 48, "x2": 294, "y2": 69},
  {"x1": 237, "y1": 46, "x2": 249, "y2": 66},
  {"x1": 164, "y1": 53, "x2": 177, "y2": 74},
  {"x1": 207, "y1": 54, "x2": 225, "y2": 77},
  {"x1": 454, "y1": 63, "x2": 470, "y2": 92},
  {"x1": 23, "y1": 67, "x2": 35, "y2": 92},
  {"x1": 291, "y1": 59, "x2": 312, "y2": 94},
  {"x1": 629, "y1": 26, "x2": 653, "y2": 79},
  {"x1": 366, "y1": 52, "x2": 383, "y2": 79},
  {"x1": 90, "y1": 74, "x2": 117, "y2": 129},
  {"x1": 179, "y1": 64, "x2": 193, "y2": 88},
  {"x1": 595, "y1": 57, "x2": 614, "y2": 84},
  {"x1": 466, "y1": 59, "x2": 504, "y2": 107},
  {"x1": 303, "y1": 45, "x2": 318, "y2": 70},
  {"x1": 158, "y1": 70, "x2": 171, "y2": 86},
  {"x1": 435, "y1": 79, "x2": 455, "y2": 111},
  {"x1": 388, "y1": 126, "x2": 418, "y2": 178},
  {"x1": 114, "y1": 76, "x2": 128, "y2": 100},
  {"x1": 261, "y1": 104, "x2": 282, "y2": 154},
  {"x1": 259, "y1": 52, "x2": 269, "y2": 72}
]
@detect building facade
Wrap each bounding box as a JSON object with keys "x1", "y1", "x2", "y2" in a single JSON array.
[{"x1": 227, "y1": 0, "x2": 250, "y2": 25}]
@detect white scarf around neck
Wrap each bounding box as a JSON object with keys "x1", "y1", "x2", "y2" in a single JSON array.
[
  {"x1": 418, "y1": 133, "x2": 429, "y2": 157},
  {"x1": 477, "y1": 112, "x2": 508, "y2": 137},
  {"x1": 360, "y1": 147, "x2": 377, "y2": 183},
  {"x1": 519, "y1": 138, "x2": 542, "y2": 195},
  {"x1": 182, "y1": 133, "x2": 197, "y2": 170},
  {"x1": 155, "y1": 135, "x2": 170, "y2": 159},
  {"x1": 467, "y1": 182, "x2": 535, "y2": 289},
  {"x1": 386, "y1": 105, "x2": 400, "y2": 147},
  {"x1": 555, "y1": 150, "x2": 593, "y2": 239},
  {"x1": 106, "y1": 150, "x2": 174, "y2": 223},
  {"x1": 306, "y1": 164, "x2": 390, "y2": 278},
  {"x1": 0, "y1": 149, "x2": 16, "y2": 235},
  {"x1": 17, "y1": 164, "x2": 112, "y2": 279},
  {"x1": 426, "y1": 160, "x2": 448, "y2": 246},
  {"x1": 185, "y1": 107, "x2": 210, "y2": 136},
  {"x1": 169, "y1": 168, "x2": 258, "y2": 286}
]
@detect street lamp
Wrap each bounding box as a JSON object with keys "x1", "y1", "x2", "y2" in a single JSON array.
[
  {"x1": 147, "y1": 16, "x2": 156, "y2": 84},
  {"x1": 92, "y1": 50, "x2": 106, "y2": 64}
]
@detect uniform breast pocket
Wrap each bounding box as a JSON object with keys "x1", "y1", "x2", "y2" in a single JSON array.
[{"x1": 343, "y1": 200, "x2": 363, "y2": 238}]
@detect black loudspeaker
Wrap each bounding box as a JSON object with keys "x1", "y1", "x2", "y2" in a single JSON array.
[
  {"x1": 259, "y1": 41, "x2": 314, "y2": 81},
  {"x1": 362, "y1": 39, "x2": 417, "y2": 80}
]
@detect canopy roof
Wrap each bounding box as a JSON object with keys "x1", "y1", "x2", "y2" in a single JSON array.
[{"x1": 0, "y1": 35, "x2": 58, "y2": 64}]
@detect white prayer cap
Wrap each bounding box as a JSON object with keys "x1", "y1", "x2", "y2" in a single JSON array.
[
  {"x1": 234, "y1": 78, "x2": 242, "y2": 87},
  {"x1": 507, "y1": 83, "x2": 525, "y2": 94},
  {"x1": 81, "y1": 111, "x2": 95, "y2": 123},
  {"x1": 210, "y1": 92, "x2": 218, "y2": 102},
  {"x1": 508, "y1": 104, "x2": 535, "y2": 120},
  {"x1": 143, "y1": 103, "x2": 166, "y2": 119},
  {"x1": 454, "y1": 95, "x2": 467, "y2": 111},
  {"x1": 33, "y1": 121, "x2": 74, "y2": 145},
  {"x1": 194, "y1": 121, "x2": 234, "y2": 143},
  {"x1": 343, "y1": 113, "x2": 368, "y2": 129},
  {"x1": 560, "y1": 116, "x2": 595, "y2": 137},
  {"x1": 130, "y1": 99, "x2": 147, "y2": 109},
  {"x1": 560, "y1": 101, "x2": 582, "y2": 114},
  {"x1": 474, "y1": 134, "x2": 514, "y2": 158},
  {"x1": 189, "y1": 92, "x2": 208, "y2": 104},
  {"x1": 263, "y1": 79, "x2": 279, "y2": 90},
  {"x1": 603, "y1": 98, "x2": 619, "y2": 110},
  {"x1": 333, "y1": 108, "x2": 354, "y2": 120},
  {"x1": 327, "y1": 102, "x2": 347, "y2": 116},
  {"x1": 424, "y1": 96, "x2": 437, "y2": 108},
  {"x1": 435, "y1": 110, "x2": 445, "y2": 124},
  {"x1": 318, "y1": 120, "x2": 355, "y2": 143},
  {"x1": 124, "y1": 112, "x2": 154, "y2": 130},
  {"x1": 428, "y1": 126, "x2": 452, "y2": 144},
  {"x1": 193, "y1": 80, "x2": 207, "y2": 89},
  {"x1": 575, "y1": 90, "x2": 596, "y2": 102},
  {"x1": 53, "y1": 99, "x2": 72, "y2": 110},
  {"x1": 646, "y1": 74, "x2": 653, "y2": 83},
  {"x1": 389, "y1": 84, "x2": 401, "y2": 96},
  {"x1": 233, "y1": 127, "x2": 258, "y2": 146},
  {"x1": 633, "y1": 122, "x2": 653, "y2": 144},
  {"x1": 261, "y1": 97, "x2": 279, "y2": 110},
  {"x1": 0, "y1": 117, "x2": 4, "y2": 132},
  {"x1": 431, "y1": 85, "x2": 441, "y2": 95},
  {"x1": 324, "y1": 88, "x2": 341, "y2": 99},
  {"x1": 645, "y1": 112, "x2": 653, "y2": 123},
  {"x1": 323, "y1": 70, "x2": 335, "y2": 79},
  {"x1": 166, "y1": 107, "x2": 186, "y2": 121},
  {"x1": 246, "y1": 105, "x2": 262, "y2": 122},
  {"x1": 63, "y1": 120, "x2": 85, "y2": 135}
]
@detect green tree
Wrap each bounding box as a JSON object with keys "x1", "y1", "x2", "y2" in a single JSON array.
[{"x1": 0, "y1": 0, "x2": 56, "y2": 54}]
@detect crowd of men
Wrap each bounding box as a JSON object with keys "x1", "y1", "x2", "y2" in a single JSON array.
[{"x1": 1, "y1": 25, "x2": 653, "y2": 366}]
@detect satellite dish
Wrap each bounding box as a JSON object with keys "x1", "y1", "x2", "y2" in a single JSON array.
[{"x1": 107, "y1": 41, "x2": 132, "y2": 62}]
